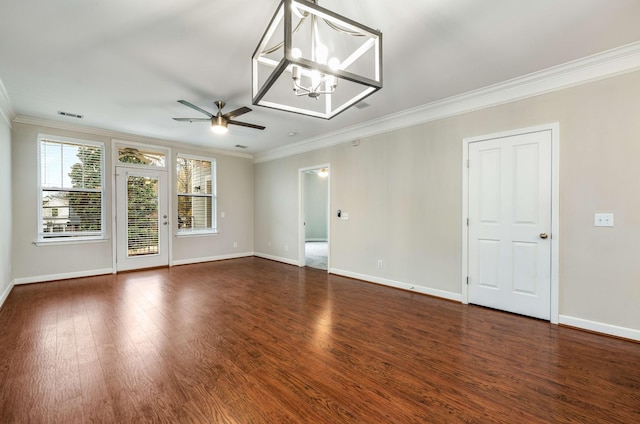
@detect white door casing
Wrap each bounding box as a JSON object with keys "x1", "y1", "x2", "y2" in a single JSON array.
[
  {"x1": 115, "y1": 167, "x2": 169, "y2": 271},
  {"x1": 462, "y1": 125, "x2": 559, "y2": 322}
]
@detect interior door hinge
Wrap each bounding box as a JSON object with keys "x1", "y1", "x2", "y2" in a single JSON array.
[
  {"x1": 466, "y1": 218, "x2": 469, "y2": 226},
  {"x1": 467, "y1": 159, "x2": 470, "y2": 168},
  {"x1": 466, "y1": 276, "x2": 469, "y2": 285}
]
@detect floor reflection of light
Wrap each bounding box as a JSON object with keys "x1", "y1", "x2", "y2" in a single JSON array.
[
  {"x1": 116, "y1": 274, "x2": 167, "y2": 375},
  {"x1": 313, "y1": 284, "x2": 333, "y2": 348}
]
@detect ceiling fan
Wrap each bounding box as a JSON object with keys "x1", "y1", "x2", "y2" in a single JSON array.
[{"x1": 173, "y1": 100, "x2": 266, "y2": 134}]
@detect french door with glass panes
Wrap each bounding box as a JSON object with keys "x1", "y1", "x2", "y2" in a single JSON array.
[{"x1": 116, "y1": 167, "x2": 168, "y2": 271}]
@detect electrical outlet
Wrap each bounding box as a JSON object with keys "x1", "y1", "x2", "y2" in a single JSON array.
[
  {"x1": 377, "y1": 259, "x2": 383, "y2": 269},
  {"x1": 594, "y1": 213, "x2": 614, "y2": 227},
  {"x1": 233, "y1": 242, "x2": 237, "y2": 248},
  {"x1": 285, "y1": 245, "x2": 289, "y2": 251},
  {"x1": 267, "y1": 241, "x2": 271, "y2": 247}
]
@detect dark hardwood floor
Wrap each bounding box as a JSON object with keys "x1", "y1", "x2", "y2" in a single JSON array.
[{"x1": 0, "y1": 257, "x2": 638, "y2": 423}]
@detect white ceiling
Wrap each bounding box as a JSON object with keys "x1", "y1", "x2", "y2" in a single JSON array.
[{"x1": 2, "y1": 0, "x2": 640, "y2": 155}]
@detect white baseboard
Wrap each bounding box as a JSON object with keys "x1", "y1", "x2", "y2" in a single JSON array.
[
  {"x1": 0, "y1": 281, "x2": 14, "y2": 309},
  {"x1": 253, "y1": 252, "x2": 301, "y2": 267},
  {"x1": 305, "y1": 238, "x2": 328, "y2": 242},
  {"x1": 171, "y1": 252, "x2": 254, "y2": 266},
  {"x1": 559, "y1": 315, "x2": 640, "y2": 342},
  {"x1": 13, "y1": 268, "x2": 114, "y2": 285},
  {"x1": 329, "y1": 267, "x2": 462, "y2": 302}
]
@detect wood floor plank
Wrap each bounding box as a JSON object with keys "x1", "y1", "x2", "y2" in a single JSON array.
[
  {"x1": 0, "y1": 257, "x2": 639, "y2": 423},
  {"x1": 78, "y1": 360, "x2": 118, "y2": 423}
]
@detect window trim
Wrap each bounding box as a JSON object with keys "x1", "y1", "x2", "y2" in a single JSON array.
[
  {"x1": 37, "y1": 134, "x2": 106, "y2": 243},
  {"x1": 176, "y1": 154, "x2": 217, "y2": 236}
]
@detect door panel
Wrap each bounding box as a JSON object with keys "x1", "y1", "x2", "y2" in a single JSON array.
[
  {"x1": 512, "y1": 242, "x2": 537, "y2": 294},
  {"x1": 468, "y1": 130, "x2": 552, "y2": 320},
  {"x1": 116, "y1": 167, "x2": 168, "y2": 271},
  {"x1": 478, "y1": 240, "x2": 500, "y2": 288}
]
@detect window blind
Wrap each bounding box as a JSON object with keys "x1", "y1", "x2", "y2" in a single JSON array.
[
  {"x1": 176, "y1": 156, "x2": 216, "y2": 232},
  {"x1": 39, "y1": 136, "x2": 104, "y2": 240},
  {"x1": 127, "y1": 175, "x2": 159, "y2": 256}
]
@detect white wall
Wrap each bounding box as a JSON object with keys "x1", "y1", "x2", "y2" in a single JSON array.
[
  {"x1": 254, "y1": 70, "x2": 640, "y2": 336},
  {"x1": 255, "y1": 149, "x2": 330, "y2": 262},
  {"x1": 0, "y1": 109, "x2": 12, "y2": 305},
  {"x1": 11, "y1": 121, "x2": 254, "y2": 282}
]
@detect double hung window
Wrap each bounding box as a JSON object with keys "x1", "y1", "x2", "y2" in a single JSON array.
[
  {"x1": 176, "y1": 155, "x2": 216, "y2": 234},
  {"x1": 38, "y1": 135, "x2": 105, "y2": 241}
]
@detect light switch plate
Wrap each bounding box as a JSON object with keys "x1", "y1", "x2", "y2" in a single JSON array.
[{"x1": 594, "y1": 213, "x2": 614, "y2": 227}]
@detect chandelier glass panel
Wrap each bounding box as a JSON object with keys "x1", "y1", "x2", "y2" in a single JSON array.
[{"x1": 252, "y1": 0, "x2": 382, "y2": 119}]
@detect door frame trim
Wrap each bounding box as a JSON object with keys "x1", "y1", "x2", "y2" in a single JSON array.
[
  {"x1": 461, "y1": 123, "x2": 560, "y2": 324},
  {"x1": 298, "y1": 163, "x2": 331, "y2": 271}
]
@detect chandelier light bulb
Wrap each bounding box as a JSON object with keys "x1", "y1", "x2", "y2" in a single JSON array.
[
  {"x1": 292, "y1": 64, "x2": 301, "y2": 81},
  {"x1": 292, "y1": 47, "x2": 302, "y2": 59},
  {"x1": 328, "y1": 57, "x2": 340, "y2": 71},
  {"x1": 310, "y1": 70, "x2": 322, "y2": 89}
]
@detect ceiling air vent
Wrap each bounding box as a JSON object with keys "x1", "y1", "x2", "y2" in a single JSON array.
[
  {"x1": 57, "y1": 111, "x2": 84, "y2": 119},
  {"x1": 235, "y1": 144, "x2": 248, "y2": 149}
]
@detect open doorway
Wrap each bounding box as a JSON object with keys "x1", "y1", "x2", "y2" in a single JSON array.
[{"x1": 300, "y1": 165, "x2": 329, "y2": 270}]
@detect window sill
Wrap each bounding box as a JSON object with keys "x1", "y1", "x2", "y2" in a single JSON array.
[
  {"x1": 34, "y1": 237, "x2": 108, "y2": 247},
  {"x1": 175, "y1": 230, "x2": 219, "y2": 238}
]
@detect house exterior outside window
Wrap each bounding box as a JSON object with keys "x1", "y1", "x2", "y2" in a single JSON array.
[{"x1": 176, "y1": 155, "x2": 216, "y2": 234}]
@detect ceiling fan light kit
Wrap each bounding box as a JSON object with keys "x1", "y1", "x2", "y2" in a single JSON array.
[
  {"x1": 252, "y1": 0, "x2": 382, "y2": 119},
  {"x1": 173, "y1": 100, "x2": 265, "y2": 134},
  {"x1": 211, "y1": 114, "x2": 228, "y2": 134}
]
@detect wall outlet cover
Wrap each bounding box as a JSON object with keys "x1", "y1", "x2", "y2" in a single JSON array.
[{"x1": 594, "y1": 213, "x2": 614, "y2": 227}]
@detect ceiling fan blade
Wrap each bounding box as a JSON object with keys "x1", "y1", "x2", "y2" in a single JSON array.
[
  {"x1": 177, "y1": 100, "x2": 213, "y2": 118},
  {"x1": 228, "y1": 120, "x2": 266, "y2": 130},
  {"x1": 173, "y1": 117, "x2": 210, "y2": 122},
  {"x1": 223, "y1": 106, "x2": 252, "y2": 120}
]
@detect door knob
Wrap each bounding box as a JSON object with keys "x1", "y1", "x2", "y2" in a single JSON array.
[
  {"x1": 163, "y1": 222, "x2": 168, "y2": 225},
  {"x1": 539, "y1": 233, "x2": 548, "y2": 239}
]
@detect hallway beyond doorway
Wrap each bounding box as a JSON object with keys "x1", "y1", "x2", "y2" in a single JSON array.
[{"x1": 305, "y1": 241, "x2": 327, "y2": 270}]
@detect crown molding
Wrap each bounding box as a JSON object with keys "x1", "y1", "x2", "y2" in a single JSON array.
[
  {"x1": 12, "y1": 115, "x2": 254, "y2": 159},
  {"x1": 254, "y1": 40, "x2": 640, "y2": 163},
  {"x1": 0, "y1": 78, "x2": 15, "y2": 128}
]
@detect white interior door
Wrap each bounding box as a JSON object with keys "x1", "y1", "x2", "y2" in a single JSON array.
[
  {"x1": 116, "y1": 167, "x2": 168, "y2": 271},
  {"x1": 468, "y1": 130, "x2": 552, "y2": 320}
]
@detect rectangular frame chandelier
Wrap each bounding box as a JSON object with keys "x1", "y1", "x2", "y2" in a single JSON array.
[{"x1": 252, "y1": 0, "x2": 382, "y2": 119}]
